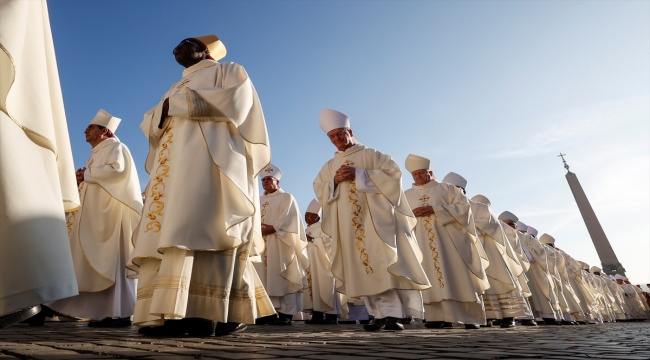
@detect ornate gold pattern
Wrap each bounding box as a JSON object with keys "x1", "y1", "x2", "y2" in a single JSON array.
[
  {"x1": 145, "y1": 121, "x2": 174, "y2": 233},
  {"x1": 306, "y1": 266, "x2": 313, "y2": 301},
  {"x1": 420, "y1": 194, "x2": 444, "y2": 288},
  {"x1": 66, "y1": 183, "x2": 84, "y2": 236},
  {"x1": 261, "y1": 201, "x2": 270, "y2": 267},
  {"x1": 264, "y1": 167, "x2": 274, "y2": 173},
  {"x1": 345, "y1": 160, "x2": 373, "y2": 274}
]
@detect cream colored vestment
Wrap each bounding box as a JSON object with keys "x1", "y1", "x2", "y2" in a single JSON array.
[
  {"x1": 584, "y1": 272, "x2": 616, "y2": 322},
  {"x1": 0, "y1": 0, "x2": 80, "y2": 315},
  {"x1": 404, "y1": 180, "x2": 489, "y2": 324},
  {"x1": 313, "y1": 144, "x2": 430, "y2": 318},
  {"x1": 49, "y1": 138, "x2": 142, "y2": 319},
  {"x1": 254, "y1": 189, "x2": 309, "y2": 315},
  {"x1": 620, "y1": 283, "x2": 647, "y2": 319},
  {"x1": 127, "y1": 59, "x2": 274, "y2": 326},
  {"x1": 602, "y1": 276, "x2": 630, "y2": 320},
  {"x1": 549, "y1": 247, "x2": 584, "y2": 320},
  {"x1": 561, "y1": 251, "x2": 598, "y2": 322},
  {"x1": 470, "y1": 201, "x2": 531, "y2": 320},
  {"x1": 303, "y1": 222, "x2": 347, "y2": 316}
]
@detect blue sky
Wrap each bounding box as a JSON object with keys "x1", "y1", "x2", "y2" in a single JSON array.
[{"x1": 49, "y1": 0, "x2": 649, "y2": 283}]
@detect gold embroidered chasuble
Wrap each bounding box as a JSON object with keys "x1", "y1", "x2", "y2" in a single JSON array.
[
  {"x1": 254, "y1": 189, "x2": 309, "y2": 298},
  {"x1": 404, "y1": 180, "x2": 489, "y2": 323},
  {"x1": 313, "y1": 144, "x2": 431, "y2": 299},
  {"x1": 303, "y1": 222, "x2": 347, "y2": 315},
  {"x1": 127, "y1": 59, "x2": 274, "y2": 325}
]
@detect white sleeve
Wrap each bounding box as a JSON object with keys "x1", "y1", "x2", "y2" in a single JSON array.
[
  {"x1": 354, "y1": 168, "x2": 379, "y2": 193},
  {"x1": 83, "y1": 168, "x2": 97, "y2": 184},
  {"x1": 327, "y1": 178, "x2": 340, "y2": 203}
]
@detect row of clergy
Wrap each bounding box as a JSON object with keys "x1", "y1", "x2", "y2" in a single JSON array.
[{"x1": 46, "y1": 105, "x2": 650, "y2": 331}]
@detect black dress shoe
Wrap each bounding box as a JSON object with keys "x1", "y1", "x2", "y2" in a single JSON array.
[
  {"x1": 500, "y1": 317, "x2": 516, "y2": 328},
  {"x1": 88, "y1": 317, "x2": 132, "y2": 328},
  {"x1": 399, "y1": 316, "x2": 413, "y2": 325},
  {"x1": 464, "y1": 324, "x2": 480, "y2": 329},
  {"x1": 424, "y1": 321, "x2": 444, "y2": 329},
  {"x1": 363, "y1": 317, "x2": 386, "y2": 331},
  {"x1": 0, "y1": 306, "x2": 41, "y2": 329},
  {"x1": 138, "y1": 320, "x2": 186, "y2": 337},
  {"x1": 255, "y1": 314, "x2": 278, "y2": 325},
  {"x1": 214, "y1": 322, "x2": 247, "y2": 336},
  {"x1": 305, "y1": 311, "x2": 324, "y2": 324},
  {"x1": 441, "y1": 322, "x2": 454, "y2": 328},
  {"x1": 560, "y1": 320, "x2": 574, "y2": 326},
  {"x1": 481, "y1": 319, "x2": 495, "y2": 327},
  {"x1": 384, "y1": 317, "x2": 404, "y2": 331},
  {"x1": 182, "y1": 318, "x2": 215, "y2": 336},
  {"x1": 358, "y1": 319, "x2": 371, "y2": 324},
  {"x1": 520, "y1": 319, "x2": 538, "y2": 326},
  {"x1": 323, "y1": 314, "x2": 338, "y2": 324},
  {"x1": 272, "y1": 313, "x2": 292, "y2": 326},
  {"x1": 542, "y1": 318, "x2": 561, "y2": 325},
  {"x1": 492, "y1": 319, "x2": 502, "y2": 326}
]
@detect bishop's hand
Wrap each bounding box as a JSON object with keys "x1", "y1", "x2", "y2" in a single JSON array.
[
  {"x1": 412, "y1": 206, "x2": 434, "y2": 217},
  {"x1": 261, "y1": 224, "x2": 276, "y2": 236},
  {"x1": 75, "y1": 167, "x2": 87, "y2": 185},
  {"x1": 307, "y1": 235, "x2": 314, "y2": 243},
  {"x1": 158, "y1": 98, "x2": 170, "y2": 129},
  {"x1": 334, "y1": 165, "x2": 356, "y2": 185}
]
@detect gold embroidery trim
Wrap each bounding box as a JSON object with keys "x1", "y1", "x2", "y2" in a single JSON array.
[
  {"x1": 66, "y1": 183, "x2": 84, "y2": 236},
  {"x1": 420, "y1": 195, "x2": 444, "y2": 288},
  {"x1": 137, "y1": 285, "x2": 155, "y2": 300},
  {"x1": 155, "y1": 275, "x2": 190, "y2": 291},
  {"x1": 145, "y1": 120, "x2": 174, "y2": 233},
  {"x1": 306, "y1": 266, "x2": 313, "y2": 301},
  {"x1": 345, "y1": 160, "x2": 372, "y2": 274}
]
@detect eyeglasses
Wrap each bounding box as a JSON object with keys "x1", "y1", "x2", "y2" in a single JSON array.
[
  {"x1": 173, "y1": 39, "x2": 205, "y2": 54},
  {"x1": 328, "y1": 129, "x2": 349, "y2": 140}
]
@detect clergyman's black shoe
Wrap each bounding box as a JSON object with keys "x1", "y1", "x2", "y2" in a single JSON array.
[
  {"x1": 424, "y1": 321, "x2": 444, "y2": 329},
  {"x1": 305, "y1": 311, "x2": 324, "y2": 324},
  {"x1": 138, "y1": 320, "x2": 186, "y2": 337},
  {"x1": 88, "y1": 317, "x2": 132, "y2": 328},
  {"x1": 542, "y1": 318, "x2": 561, "y2": 326},
  {"x1": 214, "y1": 322, "x2": 247, "y2": 336},
  {"x1": 323, "y1": 314, "x2": 338, "y2": 324},
  {"x1": 0, "y1": 306, "x2": 41, "y2": 329},
  {"x1": 255, "y1": 314, "x2": 277, "y2": 325},
  {"x1": 363, "y1": 317, "x2": 386, "y2": 331},
  {"x1": 272, "y1": 313, "x2": 293, "y2": 326},
  {"x1": 182, "y1": 318, "x2": 215, "y2": 336},
  {"x1": 520, "y1": 319, "x2": 538, "y2": 326},
  {"x1": 481, "y1": 319, "x2": 495, "y2": 328},
  {"x1": 441, "y1": 322, "x2": 454, "y2": 328},
  {"x1": 464, "y1": 324, "x2": 481, "y2": 329},
  {"x1": 500, "y1": 317, "x2": 516, "y2": 328},
  {"x1": 384, "y1": 317, "x2": 404, "y2": 331}
]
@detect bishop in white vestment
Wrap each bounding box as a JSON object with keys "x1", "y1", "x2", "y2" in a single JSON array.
[
  {"x1": 254, "y1": 164, "x2": 309, "y2": 325},
  {"x1": 0, "y1": 0, "x2": 80, "y2": 328},
  {"x1": 313, "y1": 109, "x2": 431, "y2": 332},
  {"x1": 49, "y1": 110, "x2": 142, "y2": 326},
  {"x1": 403, "y1": 158, "x2": 490, "y2": 329},
  {"x1": 468, "y1": 194, "x2": 534, "y2": 327},
  {"x1": 303, "y1": 199, "x2": 346, "y2": 324},
  {"x1": 127, "y1": 35, "x2": 274, "y2": 336}
]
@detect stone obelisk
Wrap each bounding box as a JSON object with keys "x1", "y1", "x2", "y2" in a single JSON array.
[{"x1": 558, "y1": 154, "x2": 625, "y2": 275}]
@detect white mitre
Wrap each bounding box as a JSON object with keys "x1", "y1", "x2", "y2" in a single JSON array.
[
  {"x1": 261, "y1": 163, "x2": 283, "y2": 180},
  {"x1": 590, "y1": 266, "x2": 602, "y2": 273},
  {"x1": 539, "y1": 233, "x2": 555, "y2": 244},
  {"x1": 442, "y1": 172, "x2": 467, "y2": 189},
  {"x1": 614, "y1": 274, "x2": 625, "y2": 280},
  {"x1": 470, "y1": 194, "x2": 491, "y2": 206},
  {"x1": 319, "y1": 108, "x2": 350, "y2": 134},
  {"x1": 306, "y1": 198, "x2": 321, "y2": 215},
  {"x1": 516, "y1": 221, "x2": 528, "y2": 232},
  {"x1": 90, "y1": 109, "x2": 121, "y2": 133},
  {"x1": 623, "y1": 277, "x2": 629, "y2": 281},
  {"x1": 498, "y1": 211, "x2": 518, "y2": 222},
  {"x1": 580, "y1": 262, "x2": 589, "y2": 270},
  {"x1": 193, "y1": 34, "x2": 227, "y2": 61},
  {"x1": 527, "y1": 226, "x2": 539, "y2": 237},
  {"x1": 405, "y1": 154, "x2": 430, "y2": 173}
]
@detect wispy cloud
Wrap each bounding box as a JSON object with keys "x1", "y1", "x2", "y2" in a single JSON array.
[{"x1": 482, "y1": 95, "x2": 649, "y2": 159}]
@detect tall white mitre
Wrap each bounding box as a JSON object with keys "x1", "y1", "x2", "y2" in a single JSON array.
[
  {"x1": 516, "y1": 221, "x2": 528, "y2": 232},
  {"x1": 527, "y1": 226, "x2": 539, "y2": 237},
  {"x1": 614, "y1": 274, "x2": 625, "y2": 280},
  {"x1": 590, "y1": 266, "x2": 602, "y2": 273},
  {"x1": 193, "y1": 34, "x2": 227, "y2": 61},
  {"x1": 261, "y1": 163, "x2": 283, "y2": 180},
  {"x1": 498, "y1": 211, "x2": 518, "y2": 222},
  {"x1": 319, "y1": 108, "x2": 350, "y2": 133},
  {"x1": 539, "y1": 233, "x2": 555, "y2": 245},
  {"x1": 580, "y1": 262, "x2": 589, "y2": 270},
  {"x1": 405, "y1": 154, "x2": 430, "y2": 173},
  {"x1": 306, "y1": 198, "x2": 321, "y2": 216},
  {"x1": 89, "y1": 109, "x2": 121, "y2": 133},
  {"x1": 442, "y1": 172, "x2": 467, "y2": 189},
  {"x1": 470, "y1": 195, "x2": 491, "y2": 206}
]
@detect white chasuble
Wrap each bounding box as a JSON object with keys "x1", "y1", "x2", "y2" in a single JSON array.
[
  {"x1": 404, "y1": 180, "x2": 489, "y2": 324},
  {"x1": 584, "y1": 273, "x2": 615, "y2": 322},
  {"x1": 561, "y1": 251, "x2": 598, "y2": 322},
  {"x1": 470, "y1": 201, "x2": 531, "y2": 319},
  {"x1": 254, "y1": 189, "x2": 309, "y2": 315},
  {"x1": 313, "y1": 144, "x2": 430, "y2": 317},
  {"x1": 0, "y1": 0, "x2": 80, "y2": 315},
  {"x1": 551, "y1": 248, "x2": 584, "y2": 320},
  {"x1": 603, "y1": 277, "x2": 630, "y2": 320},
  {"x1": 127, "y1": 60, "x2": 274, "y2": 326},
  {"x1": 49, "y1": 138, "x2": 142, "y2": 319},
  {"x1": 303, "y1": 222, "x2": 347, "y2": 316}
]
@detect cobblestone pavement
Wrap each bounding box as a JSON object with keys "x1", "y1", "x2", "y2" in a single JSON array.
[{"x1": 1, "y1": 321, "x2": 650, "y2": 360}]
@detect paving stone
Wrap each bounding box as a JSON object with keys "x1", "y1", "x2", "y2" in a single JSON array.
[{"x1": 202, "y1": 352, "x2": 277, "y2": 359}]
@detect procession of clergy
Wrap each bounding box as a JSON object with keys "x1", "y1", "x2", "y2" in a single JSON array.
[{"x1": 2, "y1": 29, "x2": 649, "y2": 336}]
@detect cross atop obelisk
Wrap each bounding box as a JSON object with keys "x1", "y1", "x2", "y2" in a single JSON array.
[{"x1": 559, "y1": 153, "x2": 625, "y2": 275}]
